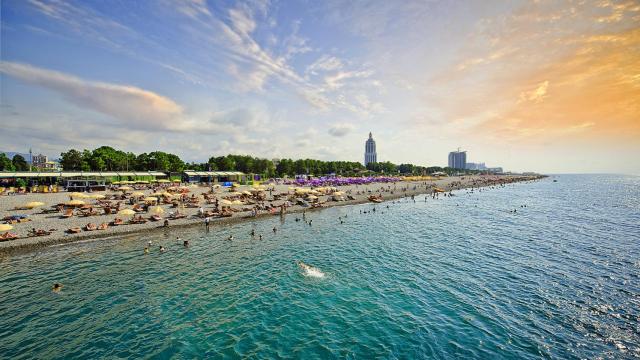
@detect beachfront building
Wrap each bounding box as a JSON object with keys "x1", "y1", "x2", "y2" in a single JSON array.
[
  {"x1": 448, "y1": 149, "x2": 467, "y2": 170},
  {"x1": 364, "y1": 132, "x2": 378, "y2": 166},
  {"x1": 182, "y1": 171, "x2": 246, "y2": 184},
  {"x1": 465, "y1": 162, "x2": 487, "y2": 171},
  {"x1": 31, "y1": 154, "x2": 61, "y2": 171},
  {"x1": 0, "y1": 171, "x2": 168, "y2": 192},
  {"x1": 32, "y1": 153, "x2": 47, "y2": 166}
]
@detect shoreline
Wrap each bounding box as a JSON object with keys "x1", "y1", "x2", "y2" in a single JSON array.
[{"x1": 0, "y1": 175, "x2": 545, "y2": 255}]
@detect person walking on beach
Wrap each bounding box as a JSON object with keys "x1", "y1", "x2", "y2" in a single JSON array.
[{"x1": 205, "y1": 216, "x2": 210, "y2": 231}]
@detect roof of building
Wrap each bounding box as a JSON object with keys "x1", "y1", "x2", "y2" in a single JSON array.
[{"x1": 183, "y1": 171, "x2": 245, "y2": 176}]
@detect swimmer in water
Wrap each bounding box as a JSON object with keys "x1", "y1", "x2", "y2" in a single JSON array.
[
  {"x1": 52, "y1": 283, "x2": 62, "y2": 292},
  {"x1": 297, "y1": 261, "x2": 325, "y2": 278},
  {"x1": 228, "y1": 235, "x2": 234, "y2": 241},
  {"x1": 259, "y1": 234, "x2": 263, "y2": 240},
  {"x1": 273, "y1": 227, "x2": 277, "y2": 233},
  {"x1": 160, "y1": 246, "x2": 165, "y2": 252},
  {"x1": 176, "y1": 236, "x2": 181, "y2": 244},
  {"x1": 144, "y1": 247, "x2": 149, "y2": 254},
  {"x1": 250, "y1": 229, "x2": 255, "y2": 237},
  {"x1": 183, "y1": 240, "x2": 189, "y2": 247},
  {"x1": 148, "y1": 240, "x2": 153, "y2": 246}
]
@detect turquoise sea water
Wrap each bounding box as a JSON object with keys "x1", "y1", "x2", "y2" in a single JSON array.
[{"x1": 1, "y1": 174, "x2": 639, "y2": 359}]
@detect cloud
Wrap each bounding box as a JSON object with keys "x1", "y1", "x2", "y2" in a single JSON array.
[
  {"x1": 175, "y1": 0, "x2": 212, "y2": 20},
  {"x1": 324, "y1": 70, "x2": 373, "y2": 90},
  {"x1": 0, "y1": 61, "x2": 184, "y2": 130},
  {"x1": 519, "y1": 81, "x2": 549, "y2": 103},
  {"x1": 306, "y1": 55, "x2": 343, "y2": 75},
  {"x1": 424, "y1": 2, "x2": 640, "y2": 144},
  {"x1": 328, "y1": 123, "x2": 355, "y2": 137}
]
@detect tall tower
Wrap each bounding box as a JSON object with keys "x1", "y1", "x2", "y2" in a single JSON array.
[{"x1": 364, "y1": 132, "x2": 377, "y2": 166}]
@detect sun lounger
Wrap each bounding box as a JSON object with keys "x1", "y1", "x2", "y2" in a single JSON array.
[
  {"x1": 130, "y1": 216, "x2": 148, "y2": 224},
  {"x1": 28, "y1": 229, "x2": 53, "y2": 237},
  {"x1": 97, "y1": 223, "x2": 108, "y2": 230},
  {"x1": 0, "y1": 232, "x2": 18, "y2": 241},
  {"x1": 61, "y1": 209, "x2": 74, "y2": 218},
  {"x1": 67, "y1": 227, "x2": 82, "y2": 234},
  {"x1": 111, "y1": 218, "x2": 124, "y2": 226},
  {"x1": 85, "y1": 223, "x2": 97, "y2": 231}
]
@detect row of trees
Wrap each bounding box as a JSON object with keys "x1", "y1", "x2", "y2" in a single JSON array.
[
  {"x1": 59, "y1": 147, "x2": 185, "y2": 172},
  {"x1": 0, "y1": 153, "x2": 29, "y2": 171},
  {"x1": 5, "y1": 146, "x2": 465, "y2": 177}
]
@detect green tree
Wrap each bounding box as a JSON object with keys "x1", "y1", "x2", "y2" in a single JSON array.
[
  {"x1": 12, "y1": 154, "x2": 29, "y2": 171},
  {"x1": 0, "y1": 153, "x2": 15, "y2": 171},
  {"x1": 60, "y1": 149, "x2": 83, "y2": 170}
]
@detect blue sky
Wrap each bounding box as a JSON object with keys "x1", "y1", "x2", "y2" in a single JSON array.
[{"x1": 1, "y1": 0, "x2": 639, "y2": 173}]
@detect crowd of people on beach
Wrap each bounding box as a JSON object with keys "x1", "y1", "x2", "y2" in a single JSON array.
[{"x1": 1, "y1": 175, "x2": 543, "y2": 244}]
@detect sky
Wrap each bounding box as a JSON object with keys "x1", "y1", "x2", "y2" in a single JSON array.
[{"x1": 1, "y1": 0, "x2": 639, "y2": 174}]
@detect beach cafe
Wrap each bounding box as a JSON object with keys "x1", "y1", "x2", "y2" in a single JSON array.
[
  {"x1": 0, "y1": 171, "x2": 168, "y2": 193},
  {"x1": 182, "y1": 171, "x2": 247, "y2": 185}
]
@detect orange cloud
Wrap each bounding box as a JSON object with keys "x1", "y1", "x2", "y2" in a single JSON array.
[{"x1": 478, "y1": 27, "x2": 640, "y2": 142}]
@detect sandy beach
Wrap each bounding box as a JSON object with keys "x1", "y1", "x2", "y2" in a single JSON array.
[{"x1": 0, "y1": 175, "x2": 543, "y2": 254}]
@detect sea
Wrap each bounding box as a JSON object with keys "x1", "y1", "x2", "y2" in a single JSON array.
[{"x1": 0, "y1": 174, "x2": 638, "y2": 359}]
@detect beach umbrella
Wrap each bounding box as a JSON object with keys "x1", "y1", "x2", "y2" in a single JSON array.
[
  {"x1": 149, "y1": 206, "x2": 164, "y2": 214},
  {"x1": 157, "y1": 179, "x2": 170, "y2": 183},
  {"x1": 212, "y1": 184, "x2": 221, "y2": 188},
  {"x1": 65, "y1": 199, "x2": 85, "y2": 206},
  {"x1": 90, "y1": 194, "x2": 106, "y2": 199},
  {"x1": 334, "y1": 191, "x2": 344, "y2": 196},
  {"x1": 24, "y1": 201, "x2": 45, "y2": 209},
  {"x1": 242, "y1": 191, "x2": 252, "y2": 196},
  {"x1": 232, "y1": 200, "x2": 243, "y2": 205},
  {"x1": 136, "y1": 181, "x2": 149, "y2": 184},
  {"x1": 131, "y1": 191, "x2": 145, "y2": 197},
  {"x1": 143, "y1": 197, "x2": 158, "y2": 202},
  {"x1": 69, "y1": 192, "x2": 87, "y2": 199},
  {"x1": 118, "y1": 186, "x2": 132, "y2": 191},
  {"x1": 307, "y1": 195, "x2": 318, "y2": 200},
  {"x1": 112, "y1": 181, "x2": 121, "y2": 185},
  {"x1": 118, "y1": 209, "x2": 136, "y2": 216},
  {"x1": 0, "y1": 224, "x2": 13, "y2": 231},
  {"x1": 221, "y1": 199, "x2": 232, "y2": 205}
]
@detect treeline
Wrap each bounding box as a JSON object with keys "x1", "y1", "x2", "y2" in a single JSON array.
[
  {"x1": 3, "y1": 146, "x2": 466, "y2": 177},
  {"x1": 0, "y1": 153, "x2": 29, "y2": 171},
  {"x1": 365, "y1": 162, "x2": 459, "y2": 176},
  {"x1": 59, "y1": 146, "x2": 185, "y2": 172}
]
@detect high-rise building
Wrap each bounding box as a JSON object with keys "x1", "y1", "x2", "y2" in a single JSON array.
[
  {"x1": 448, "y1": 149, "x2": 467, "y2": 169},
  {"x1": 364, "y1": 132, "x2": 377, "y2": 166}
]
